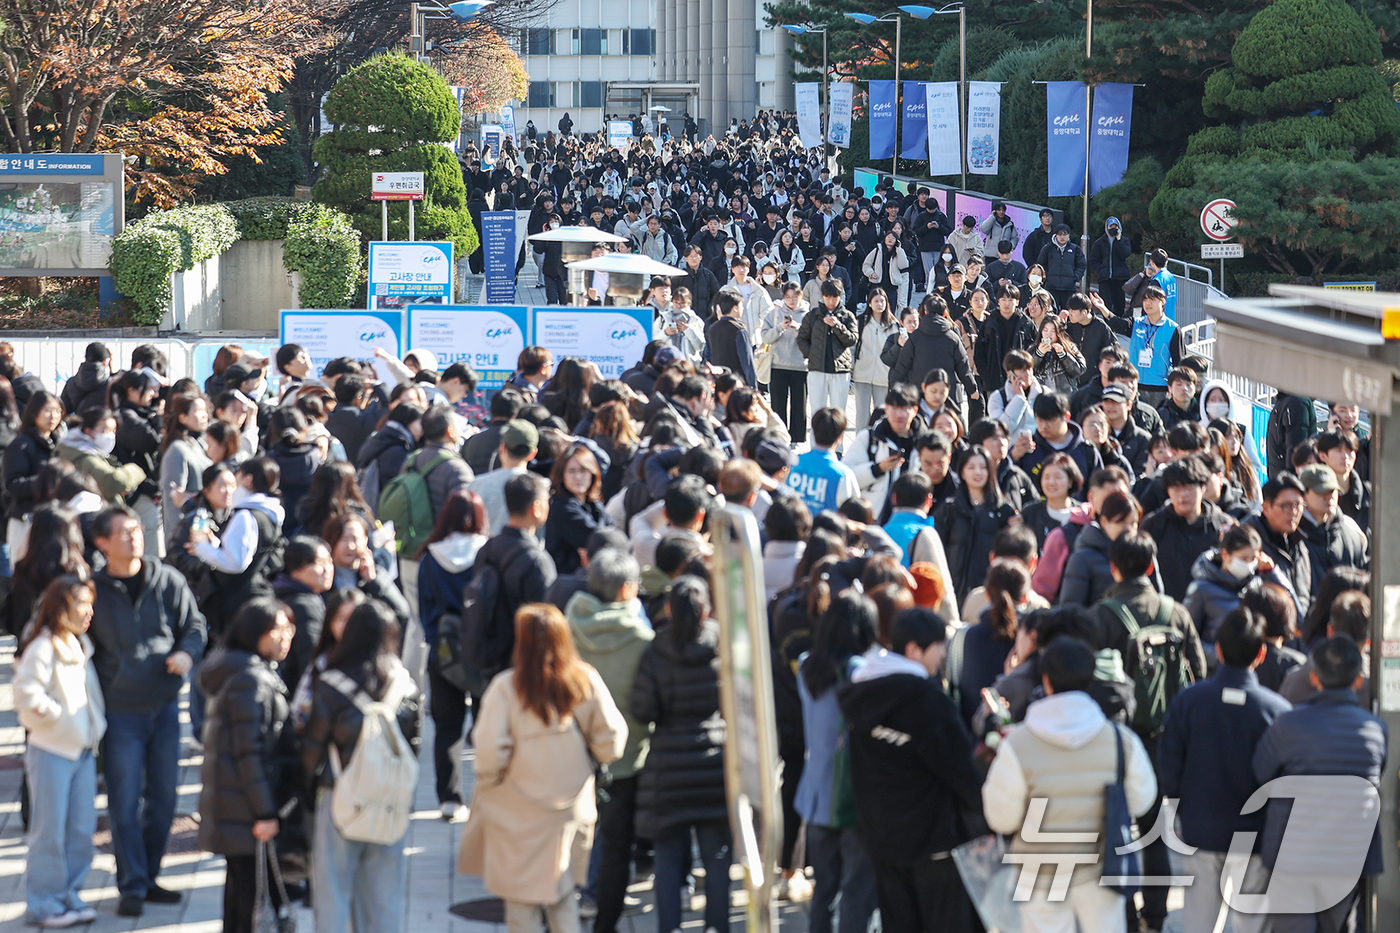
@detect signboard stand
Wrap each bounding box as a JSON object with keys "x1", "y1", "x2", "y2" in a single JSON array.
[{"x1": 372, "y1": 172, "x2": 426, "y2": 243}]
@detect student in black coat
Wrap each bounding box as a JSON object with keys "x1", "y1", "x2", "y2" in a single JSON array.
[
  {"x1": 837, "y1": 608, "x2": 984, "y2": 933},
  {"x1": 631, "y1": 577, "x2": 731, "y2": 933},
  {"x1": 197, "y1": 600, "x2": 298, "y2": 933},
  {"x1": 542, "y1": 443, "x2": 614, "y2": 576},
  {"x1": 935, "y1": 446, "x2": 1020, "y2": 604}
]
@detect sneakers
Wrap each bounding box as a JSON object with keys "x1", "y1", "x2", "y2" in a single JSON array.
[
  {"x1": 144, "y1": 885, "x2": 182, "y2": 904},
  {"x1": 578, "y1": 896, "x2": 598, "y2": 919},
  {"x1": 441, "y1": 801, "x2": 467, "y2": 822},
  {"x1": 70, "y1": 907, "x2": 96, "y2": 924},
  {"x1": 777, "y1": 872, "x2": 813, "y2": 903},
  {"x1": 116, "y1": 895, "x2": 144, "y2": 917},
  {"x1": 38, "y1": 911, "x2": 85, "y2": 929}
]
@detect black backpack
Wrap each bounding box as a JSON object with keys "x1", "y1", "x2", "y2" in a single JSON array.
[{"x1": 457, "y1": 546, "x2": 532, "y2": 695}]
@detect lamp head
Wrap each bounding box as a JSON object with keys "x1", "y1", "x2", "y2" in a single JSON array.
[
  {"x1": 845, "y1": 12, "x2": 878, "y2": 24},
  {"x1": 779, "y1": 24, "x2": 807, "y2": 34},
  {"x1": 899, "y1": 5, "x2": 937, "y2": 17},
  {"x1": 448, "y1": 0, "x2": 492, "y2": 20}
]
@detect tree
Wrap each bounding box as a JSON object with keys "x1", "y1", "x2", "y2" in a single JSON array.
[
  {"x1": 312, "y1": 54, "x2": 478, "y2": 257},
  {"x1": 1174, "y1": 157, "x2": 1400, "y2": 275},
  {"x1": 0, "y1": 0, "x2": 331, "y2": 207},
  {"x1": 1149, "y1": 0, "x2": 1400, "y2": 267},
  {"x1": 436, "y1": 29, "x2": 530, "y2": 116}
]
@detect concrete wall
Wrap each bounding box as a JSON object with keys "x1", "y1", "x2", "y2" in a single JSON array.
[{"x1": 160, "y1": 240, "x2": 297, "y2": 332}]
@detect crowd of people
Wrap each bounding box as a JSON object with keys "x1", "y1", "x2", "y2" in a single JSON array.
[{"x1": 0, "y1": 131, "x2": 1386, "y2": 933}]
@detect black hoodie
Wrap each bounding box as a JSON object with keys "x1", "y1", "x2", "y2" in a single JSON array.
[
  {"x1": 887, "y1": 311, "x2": 977, "y2": 414},
  {"x1": 837, "y1": 655, "x2": 984, "y2": 864}
]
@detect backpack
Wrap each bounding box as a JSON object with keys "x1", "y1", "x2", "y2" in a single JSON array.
[
  {"x1": 377, "y1": 451, "x2": 454, "y2": 555},
  {"x1": 459, "y1": 547, "x2": 529, "y2": 695},
  {"x1": 1102, "y1": 596, "x2": 1193, "y2": 737},
  {"x1": 432, "y1": 607, "x2": 471, "y2": 694},
  {"x1": 357, "y1": 459, "x2": 381, "y2": 516},
  {"x1": 319, "y1": 668, "x2": 418, "y2": 845}
]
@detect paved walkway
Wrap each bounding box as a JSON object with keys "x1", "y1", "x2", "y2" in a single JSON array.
[{"x1": 0, "y1": 633, "x2": 814, "y2": 932}]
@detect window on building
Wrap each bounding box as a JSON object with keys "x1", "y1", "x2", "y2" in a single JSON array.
[
  {"x1": 758, "y1": 30, "x2": 774, "y2": 55},
  {"x1": 579, "y1": 28, "x2": 606, "y2": 55},
  {"x1": 626, "y1": 28, "x2": 652, "y2": 55},
  {"x1": 527, "y1": 81, "x2": 553, "y2": 107},
  {"x1": 581, "y1": 81, "x2": 604, "y2": 108},
  {"x1": 525, "y1": 28, "x2": 552, "y2": 55}
]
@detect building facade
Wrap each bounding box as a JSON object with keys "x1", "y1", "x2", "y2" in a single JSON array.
[{"x1": 513, "y1": 0, "x2": 791, "y2": 138}]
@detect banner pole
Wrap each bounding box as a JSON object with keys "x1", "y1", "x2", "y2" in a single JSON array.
[
  {"x1": 892, "y1": 15, "x2": 902, "y2": 178},
  {"x1": 959, "y1": 5, "x2": 967, "y2": 190},
  {"x1": 382, "y1": 200, "x2": 388, "y2": 241}
]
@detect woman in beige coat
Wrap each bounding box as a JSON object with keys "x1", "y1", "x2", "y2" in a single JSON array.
[{"x1": 459, "y1": 603, "x2": 627, "y2": 933}]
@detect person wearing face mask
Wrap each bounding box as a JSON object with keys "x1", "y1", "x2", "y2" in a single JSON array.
[
  {"x1": 1183, "y1": 523, "x2": 1283, "y2": 655},
  {"x1": 57, "y1": 407, "x2": 145, "y2": 506},
  {"x1": 1196, "y1": 379, "x2": 1265, "y2": 477}
]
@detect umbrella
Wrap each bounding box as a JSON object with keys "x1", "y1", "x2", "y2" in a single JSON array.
[
  {"x1": 565, "y1": 254, "x2": 690, "y2": 277},
  {"x1": 649, "y1": 105, "x2": 672, "y2": 112},
  {"x1": 527, "y1": 225, "x2": 628, "y2": 244}
]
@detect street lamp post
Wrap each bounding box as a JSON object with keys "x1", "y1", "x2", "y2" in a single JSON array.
[
  {"x1": 1082, "y1": 0, "x2": 1094, "y2": 289},
  {"x1": 778, "y1": 25, "x2": 829, "y2": 149},
  {"x1": 845, "y1": 11, "x2": 902, "y2": 177},
  {"x1": 900, "y1": 4, "x2": 966, "y2": 188}
]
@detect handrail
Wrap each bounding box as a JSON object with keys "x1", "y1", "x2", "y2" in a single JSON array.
[{"x1": 1168, "y1": 257, "x2": 1215, "y2": 291}]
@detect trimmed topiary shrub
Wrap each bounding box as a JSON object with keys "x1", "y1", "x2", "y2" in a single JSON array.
[{"x1": 311, "y1": 53, "x2": 479, "y2": 258}]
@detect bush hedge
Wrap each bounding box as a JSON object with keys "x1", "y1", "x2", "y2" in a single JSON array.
[{"x1": 110, "y1": 198, "x2": 363, "y2": 325}]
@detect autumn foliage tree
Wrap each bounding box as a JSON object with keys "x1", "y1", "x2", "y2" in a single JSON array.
[
  {"x1": 436, "y1": 29, "x2": 529, "y2": 116},
  {"x1": 0, "y1": 0, "x2": 332, "y2": 207}
]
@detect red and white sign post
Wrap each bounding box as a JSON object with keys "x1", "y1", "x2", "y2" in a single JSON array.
[
  {"x1": 1200, "y1": 198, "x2": 1239, "y2": 289},
  {"x1": 372, "y1": 172, "x2": 426, "y2": 241}
]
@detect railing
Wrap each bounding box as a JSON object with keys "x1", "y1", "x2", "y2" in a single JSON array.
[{"x1": 1169, "y1": 258, "x2": 1228, "y2": 330}]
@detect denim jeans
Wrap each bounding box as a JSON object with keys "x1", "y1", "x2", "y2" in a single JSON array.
[
  {"x1": 313, "y1": 790, "x2": 407, "y2": 933},
  {"x1": 104, "y1": 700, "x2": 180, "y2": 897},
  {"x1": 24, "y1": 746, "x2": 97, "y2": 921},
  {"x1": 805, "y1": 823, "x2": 877, "y2": 933},
  {"x1": 653, "y1": 819, "x2": 731, "y2": 933}
]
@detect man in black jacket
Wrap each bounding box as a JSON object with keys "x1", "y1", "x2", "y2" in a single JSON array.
[
  {"x1": 888, "y1": 294, "x2": 978, "y2": 424},
  {"x1": 1022, "y1": 208, "x2": 1056, "y2": 271},
  {"x1": 704, "y1": 288, "x2": 757, "y2": 387},
  {"x1": 1266, "y1": 392, "x2": 1317, "y2": 478},
  {"x1": 838, "y1": 607, "x2": 984, "y2": 933},
  {"x1": 462, "y1": 388, "x2": 526, "y2": 475},
  {"x1": 473, "y1": 472, "x2": 558, "y2": 676},
  {"x1": 1089, "y1": 216, "x2": 1132, "y2": 318},
  {"x1": 674, "y1": 245, "x2": 721, "y2": 319},
  {"x1": 1063, "y1": 293, "x2": 1117, "y2": 386},
  {"x1": 1140, "y1": 457, "x2": 1231, "y2": 600},
  {"x1": 1243, "y1": 473, "x2": 1313, "y2": 619},
  {"x1": 91, "y1": 506, "x2": 207, "y2": 916}
]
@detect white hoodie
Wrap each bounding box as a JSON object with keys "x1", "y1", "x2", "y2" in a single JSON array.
[
  {"x1": 426, "y1": 532, "x2": 487, "y2": 574},
  {"x1": 1197, "y1": 378, "x2": 1265, "y2": 476}
]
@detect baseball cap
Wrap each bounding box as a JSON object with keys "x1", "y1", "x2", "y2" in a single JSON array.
[
  {"x1": 754, "y1": 439, "x2": 797, "y2": 476},
  {"x1": 949, "y1": 263, "x2": 967, "y2": 275},
  {"x1": 654, "y1": 346, "x2": 685, "y2": 367},
  {"x1": 222, "y1": 362, "x2": 260, "y2": 387},
  {"x1": 1299, "y1": 463, "x2": 1341, "y2": 494},
  {"x1": 1101, "y1": 383, "x2": 1130, "y2": 403},
  {"x1": 500, "y1": 419, "x2": 540, "y2": 457}
]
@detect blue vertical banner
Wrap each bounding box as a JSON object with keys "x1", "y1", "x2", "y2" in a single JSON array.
[
  {"x1": 481, "y1": 211, "x2": 516, "y2": 304},
  {"x1": 1046, "y1": 81, "x2": 1088, "y2": 197},
  {"x1": 1089, "y1": 83, "x2": 1134, "y2": 194},
  {"x1": 869, "y1": 80, "x2": 896, "y2": 160},
  {"x1": 900, "y1": 81, "x2": 928, "y2": 160}
]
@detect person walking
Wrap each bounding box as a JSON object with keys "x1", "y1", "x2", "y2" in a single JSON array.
[
  {"x1": 197, "y1": 599, "x2": 298, "y2": 933},
  {"x1": 14, "y1": 576, "x2": 105, "y2": 929},
  {"x1": 983, "y1": 637, "x2": 1158, "y2": 933},
  {"x1": 631, "y1": 577, "x2": 733, "y2": 933},
  {"x1": 463, "y1": 603, "x2": 626, "y2": 933},
  {"x1": 562, "y1": 550, "x2": 654, "y2": 933},
  {"x1": 796, "y1": 280, "x2": 858, "y2": 415},
  {"x1": 796, "y1": 591, "x2": 880, "y2": 933},
  {"x1": 1156, "y1": 608, "x2": 1290, "y2": 933},
  {"x1": 301, "y1": 599, "x2": 422, "y2": 933},
  {"x1": 838, "y1": 607, "x2": 984, "y2": 932}
]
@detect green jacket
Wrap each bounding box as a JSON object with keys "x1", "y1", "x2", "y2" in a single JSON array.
[
  {"x1": 796, "y1": 305, "x2": 859, "y2": 374},
  {"x1": 565, "y1": 590, "x2": 655, "y2": 778},
  {"x1": 58, "y1": 441, "x2": 146, "y2": 505}
]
